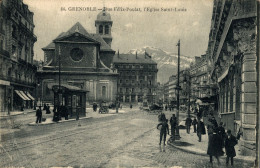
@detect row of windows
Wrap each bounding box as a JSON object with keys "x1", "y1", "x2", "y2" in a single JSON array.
[
  {"x1": 119, "y1": 79, "x2": 153, "y2": 84},
  {"x1": 119, "y1": 72, "x2": 155, "y2": 76},
  {"x1": 116, "y1": 64, "x2": 156, "y2": 69},
  {"x1": 119, "y1": 88, "x2": 154, "y2": 93}
]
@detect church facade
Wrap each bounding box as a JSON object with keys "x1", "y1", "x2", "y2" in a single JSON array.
[{"x1": 37, "y1": 9, "x2": 118, "y2": 105}]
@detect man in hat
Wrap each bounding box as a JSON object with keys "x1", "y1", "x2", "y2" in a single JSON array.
[{"x1": 36, "y1": 106, "x2": 42, "y2": 124}]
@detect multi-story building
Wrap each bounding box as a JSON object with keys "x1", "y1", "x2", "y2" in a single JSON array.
[
  {"x1": 178, "y1": 69, "x2": 190, "y2": 105},
  {"x1": 38, "y1": 9, "x2": 118, "y2": 105},
  {"x1": 0, "y1": 0, "x2": 37, "y2": 113},
  {"x1": 189, "y1": 55, "x2": 217, "y2": 100},
  {"x1": 208, "y1": 0, "x2": 257, "y2": 156},
  {"x1": 163, "y1": 81, "x2": 169, "y2": 104},
  {"x1": 113, "y1": 53, "x2": 158, "y2": 103}
]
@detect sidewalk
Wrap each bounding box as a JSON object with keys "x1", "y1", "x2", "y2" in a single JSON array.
[
  {"x1": 167, "y1": 129, "x2": 255, "y2": 163},
  {"x1": 28, "y1": 108, "x2": 128, "y2": 126},
  {"x1": 0, "y1": 109, "x2": 35, "y2": 118}
]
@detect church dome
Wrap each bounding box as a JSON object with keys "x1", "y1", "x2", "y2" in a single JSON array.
[{"x1": 96, "y1": 8, "x2": 111, "y2": 21}]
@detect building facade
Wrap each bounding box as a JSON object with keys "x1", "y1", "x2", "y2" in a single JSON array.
[
  {"x1": 38, "y1": 9, "x2": 118, "y2": 105},
  {"x1": 0, "y1": 0, "x2": 37, "y2": 113},
  {"x1": 189, "y1": 55, "x2": 218, "y2": 101},
  {"x1": 208, "y1": 0, "x2": 257, "y2": 156},
  {"x1": 113, "y1": 53, "x2": 158, "y2": 103}
]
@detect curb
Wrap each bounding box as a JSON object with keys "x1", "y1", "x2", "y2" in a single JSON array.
[
  {"x1": 28, "y1": 117, "x2": 93, "y2": 126},
  {"x1": 167, "y1": 141, "x2": 255, "y2": 163},
  {"x1": 167, "y1": 140, "x2": 208, "y2": 157},
  {"x1": 0, "y1": 110, "x2": 36, "y2": 119}
]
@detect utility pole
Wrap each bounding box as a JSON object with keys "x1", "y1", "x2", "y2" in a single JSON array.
[{"x1": 175, "y1": 39, "x2": 181, "y2": 140}]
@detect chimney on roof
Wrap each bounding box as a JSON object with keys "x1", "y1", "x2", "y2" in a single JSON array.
[{"x1": 136, "y1": 51, "x2": 137, "y2": 59}]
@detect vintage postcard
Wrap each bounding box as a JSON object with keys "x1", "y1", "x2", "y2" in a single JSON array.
[{"x1": 0, "y1": 0, "x2": 259, "y2": 167}]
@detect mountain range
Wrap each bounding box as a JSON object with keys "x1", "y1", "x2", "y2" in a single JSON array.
[{"x1": 126, "y1": 46, "x2": 194, "y2": 84}]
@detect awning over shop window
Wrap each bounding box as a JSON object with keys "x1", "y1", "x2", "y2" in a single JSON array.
[
  {"x1": 15, "y1": 90, "x2": 28, "y2": 101},
  {"x1": 19, "y1": 91, "x2": 31, "y2": 100},
  {"x1": 25, "y1": 92, "x2": 35, "y2": 100}
]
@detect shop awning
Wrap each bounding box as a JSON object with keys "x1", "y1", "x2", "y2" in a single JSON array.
[
  {"x1": 25, "y1": 92, "x2": 35, "y2": 100},
  {"x1": 19, "y1": 91, "x2": 31, "y2": 100},
  {"x1": 15, "y1": 90, "x2": 29, "y2": 101}
]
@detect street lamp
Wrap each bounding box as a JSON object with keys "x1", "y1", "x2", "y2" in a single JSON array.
[{"x1": 175, "y1": 39, "x2": 181, "y2": 140}]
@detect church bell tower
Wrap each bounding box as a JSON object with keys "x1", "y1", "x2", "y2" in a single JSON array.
[{"x1": 95, "y1": 8, "x2": 113, "y2": 46}]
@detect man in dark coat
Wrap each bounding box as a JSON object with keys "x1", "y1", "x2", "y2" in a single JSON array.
[
  {"x1": 157, "y1": 119, "x2": 169, "y2": 146},
  {"x1": 225, "y1": 130, "x2": 237, "y2": 166},
  {"x1": 158, "y1": 112, "x2": 166, "y2": 123},
  {"x1": 185, "y1": 116, "x2": 192, "y2": 134},
  {"x1": 217, "y1": 122, "x2": 226, "y2": 147},
  {"x1": 36, "y1": 106, "x2": 42, "y2": 124},
  {"x1": 197, "y1": 118, "x2": 206, "y2": 142},
  {"x1": 93, "y1": 103, "x2": 97, "y2": 112},
  {"x1": 207, "y1": 129, "x2": 224, "y2": 165},
  {"x1": 192, "y1": 118, "x2": 198, "y2": 133},
  {"x1": 170, "y1": 114, "x2": 177, "y2": 140}
]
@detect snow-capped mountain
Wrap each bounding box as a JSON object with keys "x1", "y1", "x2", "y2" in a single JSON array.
[{"x1": 126, "y1": 46, "x2": 194, "y2": 84}]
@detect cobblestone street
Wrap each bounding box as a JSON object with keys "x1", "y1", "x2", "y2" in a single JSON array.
[{"x1": 0, "y1": 109, "x2": 254, "y2": 167}]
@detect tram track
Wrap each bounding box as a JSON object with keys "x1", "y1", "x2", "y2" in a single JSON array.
[{"x1": 0, "y1": 110, "x2": 155, "y2": 167}]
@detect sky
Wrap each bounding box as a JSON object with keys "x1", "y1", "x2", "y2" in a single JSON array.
[{"x1": 23, "y1": 0, "x2": 213, "y2": 61}]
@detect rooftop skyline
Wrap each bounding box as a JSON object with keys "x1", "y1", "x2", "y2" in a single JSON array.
[{"x1": 23, "y1": 0, "x2": 213, "y2": 61}]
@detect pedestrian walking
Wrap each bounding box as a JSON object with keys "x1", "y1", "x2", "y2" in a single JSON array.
[
  {"x1": 192, "y1": 118, "x2": 198, "y2": 133},
  {"x1": 130, "y1": 104, "x2": 133, "y2": 109},
  {"x1": 170, "y1": 114, "x2": 177, "y2": 140},
  {"x1": 225, "y1": 130, "x2": 237, "y2": 166},
  {"x1": 93, "y1": 103, "x2": 97, "y2": 112},
  {"x1": 36, "y1": 106, "x2": 42, "y2": 124},
  {"x1": 157, "y1": 119, "x2": 169, "y2": 146},
  {"x1": 46, "y1": 104, "x2": 51, "y2": 114},
  {"x1": 158, "y1": 112, "x2": 166, "y2": 122},
  {"x1": 197, "y1": 118, "x2": 206, "y2": 142},
  {"x1": 207, "y1": 129, "x2": 224, "y2": 165},
  {"x1": 43, "y1": 103, "x2": 47, "y2": 110},
  {"x1": 217, "y1": 122, "x2": 226, "y2": 147},
  {"x1": 185, "y1": 116, "x2": 192, "y2": 134},
  {"x1": 52, "y1": 106, "x2": 59, "y2": 122},
  {"x1": 165, "y1": 104, "x2": 168, "y2": 111}
]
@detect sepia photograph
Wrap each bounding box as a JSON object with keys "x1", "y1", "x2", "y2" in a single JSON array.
[{"x1": 0, "y1": 0, "x2": 259, "y2": 167}]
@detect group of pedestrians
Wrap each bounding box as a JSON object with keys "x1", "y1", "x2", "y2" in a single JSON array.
[
  {"x1": 185, "y1": 116, "x2": 206, "y2": 142},
  {"x1": 206, "y1": 118, "x2": 238, "y2": 166},
  {"x1": 35, "y1": 104, "x2": 69, "y2": 124},
  {"x1": 183, "y1": 114, "x2": 238, "y2": 166},
  {"x1": 157, "y1": 112, "x2": 177, "y2": 146}
]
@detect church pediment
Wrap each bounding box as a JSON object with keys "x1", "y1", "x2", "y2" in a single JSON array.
[{"x1": 54, "y1": 32, "x2": 100, "y2": 44}]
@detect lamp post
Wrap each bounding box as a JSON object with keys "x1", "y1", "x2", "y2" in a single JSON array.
[{"x1": 175, "y1": 39, "x2": 181, "y2": 140}]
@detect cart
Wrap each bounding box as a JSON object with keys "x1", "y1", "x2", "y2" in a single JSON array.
[{"x1": 99, "y1": 101, "x2": 109, "y2": 114}]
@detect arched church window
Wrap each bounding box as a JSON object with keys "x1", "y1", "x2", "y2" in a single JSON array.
[
  {"x1": 105, "y1": 25, "x2": 109, "y2": 34},
  {"x1": 102, "y1": 86, "x2": 106, "y2": 97},
  {"x1": 99, "y1": 25, "x2": 103, "y2": 34}
]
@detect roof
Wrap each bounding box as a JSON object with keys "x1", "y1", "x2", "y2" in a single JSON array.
[
  {"x1": 42, "y1": 22, "x2": 114, "y2": 52},
  {"x1": 96, "y1": 8, "x2": 112, "y2": 21},
  {"x1": 113, "y1": 54, "x2": 157, "y2": 64},
  {"x1": 90, "y1": 34, "x2": 114, "y2": 51},
  {"x1": 54, "y1": 22, "x2": 93, "y2": 41}
]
